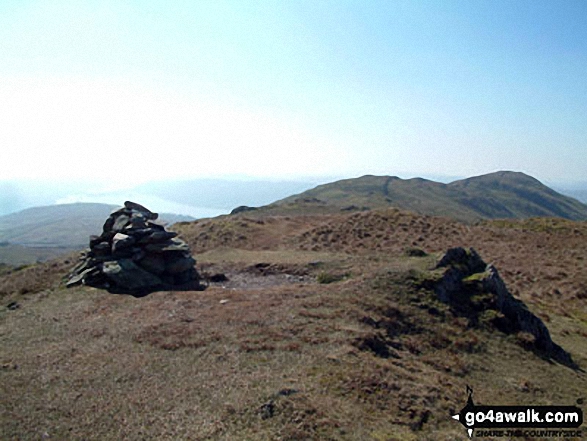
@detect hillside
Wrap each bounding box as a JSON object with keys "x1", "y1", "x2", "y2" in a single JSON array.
[
  {"x1": 0, "y1": 203, "x2": 194, "y2": 264},
  {"x1": 266, "y1": 171, "x2": 587, "y2": 222},
  {"x1": 1, "y1": 208, "x2": 585, "y2": 439}
]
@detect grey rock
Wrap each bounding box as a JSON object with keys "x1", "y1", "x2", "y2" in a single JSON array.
[
  {"x1": 69, "y1": 256, "x2": 91, "y2": 275},
  {"x1": 66, "y1": 269, "x2": 89, "y2": 287},
  {"x1": 102, "y1": 259, "x2": 163, "y2": 293},
  {"x1": 433, "y1": 247, "x2": 575, "y2": 367},
  {"x1": 482, "y1": 265, "x2": 571, "y2": 364},
  {"x1": 436, "y1": 247, "x2": 486, "y2": 273},
  {"x1": 209, "y1": 273, "x2": 228, "y2": 283},
  {"x1": 132, "y1": 248, "x2": 146, "y2": 262},
  {"x1": 92, "y1": 242, "x2": 111, "y2": 256},
  {"x1": 146, "y1": 220, "x2": 166, "y2": 231},
  {"x1": 145, "y1": 238, "x2": 190, "y2": 253},
  {"x1": 112, "y1": 233, "x2": 136, "y2": 253},
  {"x1": 160, "y1": 273, "x2": 175, "y2": 285},
  {"x1": 112, "y1": 215, "x2": 130, "y2": 232},
  {"x1": 138, "y1": 231, "x2": 178, "y2": 244},
  {"x1": 230, "y1": 205, "x2": 258, "y2": 215},
  {"x1": 136, "y1": 254, "x2": 165, "y2": 275},
  {"x1": 124, "y1": 227, "x2": 155, "y2": 238},
  {"x1": 89, "y1": 235, "x2": 103, "y2": 248},
  {"x1": 66, "y1": 266, "x2": 101, "y2": 287},
  {"x1": 165, "y1": 256, "x2": 195, "y2": 274},
  {"x1": 102, "y1": 215, "x2": 115, "y2": 233},
  {"x1": 173, "y1": 271, "x2": 191, "y2": 285},
  {"x1": 124, "y1": 201, "x2": 158, "y2": 220},
  {"x1": 127, "y1": 214, "x2": 147, "y2": 229},
  {"x1": 7, "y1": 301, "x2": 20, "y2": 311}
]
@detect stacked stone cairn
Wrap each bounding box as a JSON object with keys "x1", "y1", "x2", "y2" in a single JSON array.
[{"x1": 67, "y1": 201, "x2": 202, "y2": 296}]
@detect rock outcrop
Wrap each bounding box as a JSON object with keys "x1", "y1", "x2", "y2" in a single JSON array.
[
  {"x1": 434, "y1": 247, "x2": 575, "y2": 367},
  {"x1": 67, "y1": 201, "x2": 202, "y2": 296},
  {"x1": 230, "y1": 205, "x2": 258, "y2": 215}
]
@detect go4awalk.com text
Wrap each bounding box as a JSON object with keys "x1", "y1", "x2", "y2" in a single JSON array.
[{"x1": 451, "y1": 387, "x2": 583, "y2": 438}]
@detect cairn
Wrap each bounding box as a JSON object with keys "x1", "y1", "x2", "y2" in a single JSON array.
[{"x1": 67, "y1": 201, "x2": 202, "y2": 296}]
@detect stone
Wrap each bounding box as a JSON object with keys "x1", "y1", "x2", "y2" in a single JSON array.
[
  {"x1": 112, "y1": 215, "x2": 131, "y2": 232},
  {"x1": 230, "y1": 205, "x2": 258, "y2": 215},
  {"x1": 124, "y1": 228, "x2": 155, "y2": 238},
  {"x1": 146, "y1": 220, "x2": 165, "y2": 231},
  {"x1": 138, "y1": 231, "x2": 178, "y2": 244},
  {"x1": 160, "y1": 273, "x2": 175, "y2": 285},
  {"x1": 209, "y1": 273, "x2": 228, "y2": 283},
  {"x1": 132, "y1": 248, "x2": 146, "y2": 262},
  {"x1": 102, "y1": 215, "x2": 115, "y2": 233},
  {"x1": 127, "y1": 214, "x2": 147, "y2": 229},
  {"x1": 66, "y1": 267, "x2": 97, "y2": 287},
  {"x1": 482, "y1": 265, "x2": 569, "y2": 363},
  {"x1": 111, "y1": 233, "x2": 136, "y2": 254},
  {"x1": 66, "y1": 201, "x2": 203, "y2": 295},
  {"x1": 436, "y1": 247, "x2": 486, "y2": 273},
  {"x1": 69, "y1": 256, "x2": 92, "y2": 275},
  {"x1": 145, "y1": 238, "x2": 190, "y2": 253},
  {"x1": 7, "y1": 302, "x2": 20, "y2": 311},
  {"x1": 174, "y1": 270, "x2": 193, "y2": 285},
  {"x1": 124, "y1": 201, "x2": 158, "y2": 220},
  {"x1": 89, "y1": 235, "x2": 102, "y2": 248},
  {"x1": 433, "y1": 247, "x2": 575, "y2": 367},
  {"x1": 92, "y1": 242, "x2": 111, "y2": 256},
  {"x1": 102, "y1": 259, "x2": 163, "y2": 294},
  {"x1": 165, "y1": 255, "x2": 195, "y2": 274},
  {"x1": 136, "y1": 254, "x2": 166, "y2": 275}
]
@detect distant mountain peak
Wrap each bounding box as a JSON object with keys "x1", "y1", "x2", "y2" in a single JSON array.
[
  {"x1": 265, "y1": 171, "x2": 587, "y2": 222},
  {"x1": 452, "y1": 170, "x2": 539, "y2": 184}
]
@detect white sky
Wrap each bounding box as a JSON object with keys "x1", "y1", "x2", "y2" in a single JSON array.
[
  {"x1": 1, "y1": 76, "x2": 350, "y2": 182},
  {"x1": 1, "y1": 1, "x2": 586, "y2": 184}
]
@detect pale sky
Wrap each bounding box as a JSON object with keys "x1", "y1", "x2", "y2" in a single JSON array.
[{"x1": 1, "y1": 0, "x2": 586, "y2": 184}]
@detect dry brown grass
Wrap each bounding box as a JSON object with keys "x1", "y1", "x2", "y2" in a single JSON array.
[
  {"x1": 1, "y1": 209, "x2": 586, "y2": 440},
  {"x1": 0, "y1": 252, "x2": 77, "y2": 301},
  {"x1": 176, "y1": 210, "x2": 587, "y2": 321}
]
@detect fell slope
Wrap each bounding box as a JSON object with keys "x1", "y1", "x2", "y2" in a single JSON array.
[
  {"x1": 1, "y1": 209, "x2": 586, "y2": 440},
  {"x1": 0, "y1": 203, "x2": 195, "y2": 248},
  {"x1": 0, "y1": 203, "x2": 195, "y2": 264},
  {"x1": 267, "y1": 171, "x2": 587, "y2": 222}
]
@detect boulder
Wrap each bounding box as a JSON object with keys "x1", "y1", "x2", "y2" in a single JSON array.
[
  {"x1": 165, "y1": 255, "x2": 196, "y2": 274},
  {"x1": 434, "y1": 247, "x2": 575, "y2": 367},
  {"x1": 67, "y1": 201, "x2": 203, "y2": 296},
  {"x1": 144, "y1": 238, "x2": 190, "y2": 253},
  {"x1": 102, "y1": 259, "x2": 163, "y2": 293},
  {"x1": 112, "y1": 214, "x2": 131, "y2": 232},
  {"x1": 138, "y1": 231, "x2": 177, "y2": 244},
  {"x1": 136, "y1": 254, "x2": 166, "y2": 275},
  {"x1": 92, "y1": 241, "x2": 111, "y2": 256},
  {"x1": 111, "y1": 233, "x2": 136, "y2": 254},
  {"x1": 230, "y1": 205, "x2": 258, "y2": 215},
  {"x1": 124, "y1": 201, "x2": 158, "y2": 220}
]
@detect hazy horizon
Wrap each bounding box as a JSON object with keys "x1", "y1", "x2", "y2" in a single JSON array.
[
  {"x1": 1, "y1": 172, "x2": 586, "y2": 218},
  {"x1": 0, "y1": 173, "x2": 455, "y2": 218}
]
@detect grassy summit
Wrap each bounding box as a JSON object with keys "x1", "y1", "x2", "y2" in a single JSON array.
[
  {"x1": 266, "y1": 171, "x2": 587, "y2": 222},
  {"x1": 1, "y1": 207, "x2": 586, "y2": 440}
]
